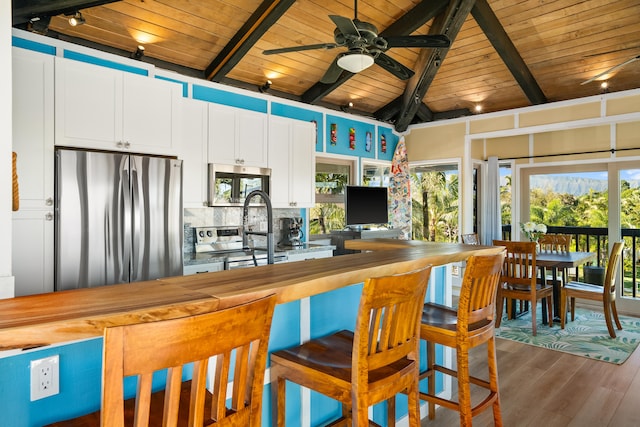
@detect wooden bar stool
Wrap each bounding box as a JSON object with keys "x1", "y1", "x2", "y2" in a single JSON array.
[
  {"x1": 420, "y1": 252, "x2": 506, "y2": 427},
  {"x1": 46, "y1": 295, "x2": 276, "y2": 427},
  {"x1": 270, "y1": 264, "x2": 432, "y2": 426}
]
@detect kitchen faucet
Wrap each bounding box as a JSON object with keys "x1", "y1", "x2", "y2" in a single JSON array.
[{"x1": 242, "y1": 190, "x2": 274, "y2": 264}]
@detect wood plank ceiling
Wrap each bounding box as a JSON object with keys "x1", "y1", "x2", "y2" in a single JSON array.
[{"x1": 13, "y1": 0, "x2": 640, "y2": 132}]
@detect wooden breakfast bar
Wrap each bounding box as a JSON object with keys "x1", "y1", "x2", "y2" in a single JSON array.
[
  {"x1": 0, "y1": 242, "x2": 499, "y2": 350},
  {"x1": 0, "y1": 241, "x2": 501, "y2": 426}
]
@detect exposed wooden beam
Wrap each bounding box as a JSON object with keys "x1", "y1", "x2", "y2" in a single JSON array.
[
  {"x1": 301, "y1": 0, "x2": 450, "y2": 105},
  {"x1": 394, "y1": 0, "x2": 476, "y2": 132},
  {"x1": 471, "y1": 0, "x2": 546, "y2": 105},
  {"x1": 12, "y1": 0, "x2": 119, "y2": 25},
  {"x1": 205, "y1": 0, "x2": 296, "y2": 82}
]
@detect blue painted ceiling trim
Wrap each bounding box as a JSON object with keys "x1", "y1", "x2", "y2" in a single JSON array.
[
  {"x1": 192, "y1": 84, "x2": 268, "y2": 113},
  {"x1": 12, "y1": 36, "x2": 56, "y2": 55},
  {"x1": 63, "y1": 50, "x2": 149, "y2": 76}
]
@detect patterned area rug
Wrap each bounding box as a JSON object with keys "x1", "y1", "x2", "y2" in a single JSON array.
[{"x1": 495, "y1": 307, "x2": 640, "y2": 364}]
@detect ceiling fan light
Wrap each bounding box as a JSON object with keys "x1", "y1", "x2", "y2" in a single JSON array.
[{"x1": 337, "y1": 53, "x2": 374, "y2": 73}]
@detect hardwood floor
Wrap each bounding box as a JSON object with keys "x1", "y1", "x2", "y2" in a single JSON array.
[{"x1": 421, "y1": 337, "x2": 640, "y2": 426}]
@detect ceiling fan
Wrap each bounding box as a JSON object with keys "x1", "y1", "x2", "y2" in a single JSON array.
[
  {"x1": 581, "y1": 54, "x2": 640, "y2": 85},
  {"x1": 262, "y1": 0, "x2": 450, "y2": 84}
]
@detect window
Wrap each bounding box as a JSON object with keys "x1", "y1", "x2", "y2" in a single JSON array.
[
  {"x1": 362, "y1": 162, "x2": 391, "y2": 187},
  {"x1": 310, "y1": 157, "x2": 355, "y2": 235},
  {"x1": 410, "y1": 163, "x2": 459, "y2": 242}
]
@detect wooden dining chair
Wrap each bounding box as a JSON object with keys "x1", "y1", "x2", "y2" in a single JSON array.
[
  {"x1": 539, "y1": 234, "x2": 573, "y2": 285},
  {"x1": 47, "y1": 295, "x2": 277, "y2": 427},
  {"x1": 493, "y1": 240, "x2": 553, "y2": 336},
  {"x1": 539, "y1": 234, "x2": 571, "y2": 253},
  {"x1": 270, "y1": 264, "x2": 432, "y2": 427},
  {"x1": 461, "y1": 233, "x2": 480, "y2": 245},
  {"x1": 561, "y1": 241, "x2": 625, "y2": 338},
  {"x1": 420, "y1": 251, "x2": 506, "y2": 427}
]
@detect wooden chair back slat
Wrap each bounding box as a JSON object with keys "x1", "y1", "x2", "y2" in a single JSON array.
[
  {"x1": 458, "y1": 252, "x2": 506, "y2": 332},
  {"x1": 99, "y1": 294, "x2": 276, "y2": 427},
  {"x1": 356, "y1": 266, "x2": 432, "y2": 378}
]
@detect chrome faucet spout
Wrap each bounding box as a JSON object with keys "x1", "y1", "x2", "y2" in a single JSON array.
[{"x1": 242, "y1": 190, "x2": 274, "y2": 264}]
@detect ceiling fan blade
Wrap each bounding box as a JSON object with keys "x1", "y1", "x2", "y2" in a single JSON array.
[
  {"x1": 329, "y1": 15, "x2": 360, "y2": 37},
  {"x1": 263, "y1": 43, "x2": 338, "y2": 55},
  {"x1": 320, "y1": 57, "x2": 345, "y2": 84},
  {"x1": 374, "y1": 53, "x2": 414, "y2": 80},
  {"x1": 581, "y1": 55, "x2": 640, "y2": 85},
  {"x1": 384, "y1": 35, "x2": 451, "y2": 49}
]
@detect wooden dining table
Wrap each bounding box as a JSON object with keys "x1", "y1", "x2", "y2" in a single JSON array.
[{"x1": 536, "y1": 250, "x2": 597, "y2": 318}]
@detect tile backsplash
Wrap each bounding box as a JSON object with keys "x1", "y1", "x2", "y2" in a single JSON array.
[{"x1": 184, "y1": 207, "x2": 302, "y2": 254}]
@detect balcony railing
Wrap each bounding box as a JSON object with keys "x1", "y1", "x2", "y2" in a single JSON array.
[{"x1": 502, "y1": 225, "x2": 640, "y2": 298}]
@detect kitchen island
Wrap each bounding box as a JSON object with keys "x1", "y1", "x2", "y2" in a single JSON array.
[{"x1": 0, "y1": 241, "x2": 500, "y2": 426}]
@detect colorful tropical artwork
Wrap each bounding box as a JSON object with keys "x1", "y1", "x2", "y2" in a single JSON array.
[
  {"x1": 365, "y1": 131, "x2": 372, "y2": 152},
  {"x1": 389, "y1": 137, "x2": 410, "y2": 238},
  {"x1": 330, "y1": 123, "x2": 337, "y2": 145},
  {"x1": 380, "y1": 134, "x2": 387, "y2": 153},
  {"x1": 349, "y1": 127, "x2": 356, "y2": 150}
]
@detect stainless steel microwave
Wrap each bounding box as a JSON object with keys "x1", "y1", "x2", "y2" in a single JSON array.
[{"x1": 208, "y1": 164, "x2": 271, "y2": 206}]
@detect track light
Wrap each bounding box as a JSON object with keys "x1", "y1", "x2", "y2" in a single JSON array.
[
  {"x1": 259, "y1": 80, "x2": 272, "y2": 93},
  {"x1": 68, "y1": 11, "x2": 85, "y2": 27},
  {"x1": 340, "y1": 102, "x2": 354, "y2": 112},
  {"x1": 131, "y1": 45, "x2": 145, "y2": 60}
]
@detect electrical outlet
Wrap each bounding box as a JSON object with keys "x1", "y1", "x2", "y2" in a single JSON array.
[{"x1": 30, "y1": 355, "x2": 59, "y2": 401}]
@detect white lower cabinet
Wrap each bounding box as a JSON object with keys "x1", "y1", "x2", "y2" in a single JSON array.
[
  {"x1": 12, "y1": 210, "x2": 54, "y2": 296},
  {"x1": 268, "y1": 117, "x2": 316, "y2": 208},
  {"x1": 183, "y1": 263, "x2": 224, "y2": 275},
  {"x1": 286, "y1": 250, "x2": 333, "y2": 263}
]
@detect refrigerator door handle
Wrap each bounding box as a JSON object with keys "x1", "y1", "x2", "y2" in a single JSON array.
[
  {"x1": 121, "y1": 157, "x2": 132, "y2": 283},
  {"x1": 130, "y1": 157, "x2": 143, "y2": 282}
]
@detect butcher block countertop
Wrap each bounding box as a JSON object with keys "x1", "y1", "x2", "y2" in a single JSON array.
[{"x1": 0, "y1": 241, "x2": 499, "y2": 351}]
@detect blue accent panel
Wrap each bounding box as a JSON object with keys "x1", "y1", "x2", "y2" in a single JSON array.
[
  {"x1": 271, "y1": 103, "x2": 324, "y2": 151},
  {"x1": 192, "y1": 85, "x2": 268, "y2": 113},
  {"x1": 267, "y1": 300, "x2": 301, "y2": 358},
  {"x1": 63, "y1": 50, "x2": 148, "y2": 76},
  {"x1": 377, "y1": 126, "x2": 399, "y2": 161},
  {"x1": 310, "y1": 283, "x2": 362, "y2": 338},
  {"x1": 155, "y1": 75, "x2": 188, "y2": 97},
  {"x1": 0, "y1": 339, "x2": 102, "y2": 426},
  {"x1": 325, "y1": 115, "x2": 376, "y2": 158},
  {"x1": 311, "y1": 391, "x2": 341, "y2": 426},
  {"x1": 433, "y1": 265, "x2": 445, "y2": 304},
  {"x1": 12, "y1": 37, "x2": 56, "y2": 55}
]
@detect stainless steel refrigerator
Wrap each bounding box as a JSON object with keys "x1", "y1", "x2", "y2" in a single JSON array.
[{"x1": 55, "y1": 149, "x2": 183, "y2": 291}]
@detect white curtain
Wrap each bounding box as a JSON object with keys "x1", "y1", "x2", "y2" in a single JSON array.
[{"x1": 482, "y1": 156, "x2": 502, "y2": 245}]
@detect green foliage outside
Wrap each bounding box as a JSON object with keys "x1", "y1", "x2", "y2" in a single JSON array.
[
  {"x1": 310, "y1": 172, "x2": 347, "y2": 234},
  {"x1": 410, "y1": 171, "x2": 459, "y2": 242}
]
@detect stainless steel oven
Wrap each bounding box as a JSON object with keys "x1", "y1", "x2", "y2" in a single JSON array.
[{"x1": 194, "y1": 226, "x2": 286, "y2": 270}]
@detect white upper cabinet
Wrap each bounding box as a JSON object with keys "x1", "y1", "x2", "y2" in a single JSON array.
[
  {"x1": 12, "y1": 48, "x2": 54, "y2": 210},
  {"x1": 180, "y1": 98, "x2": 209, "y2": 208},
  {"x1": 268, "y1": 116, "x2": 316, "y2": 208},
  {"x1": 55, "y1": 57, "x2": 181, "y2": 155},
  {"x1": 207, "y1": 103, "x2": 268, "y2": 168}
]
